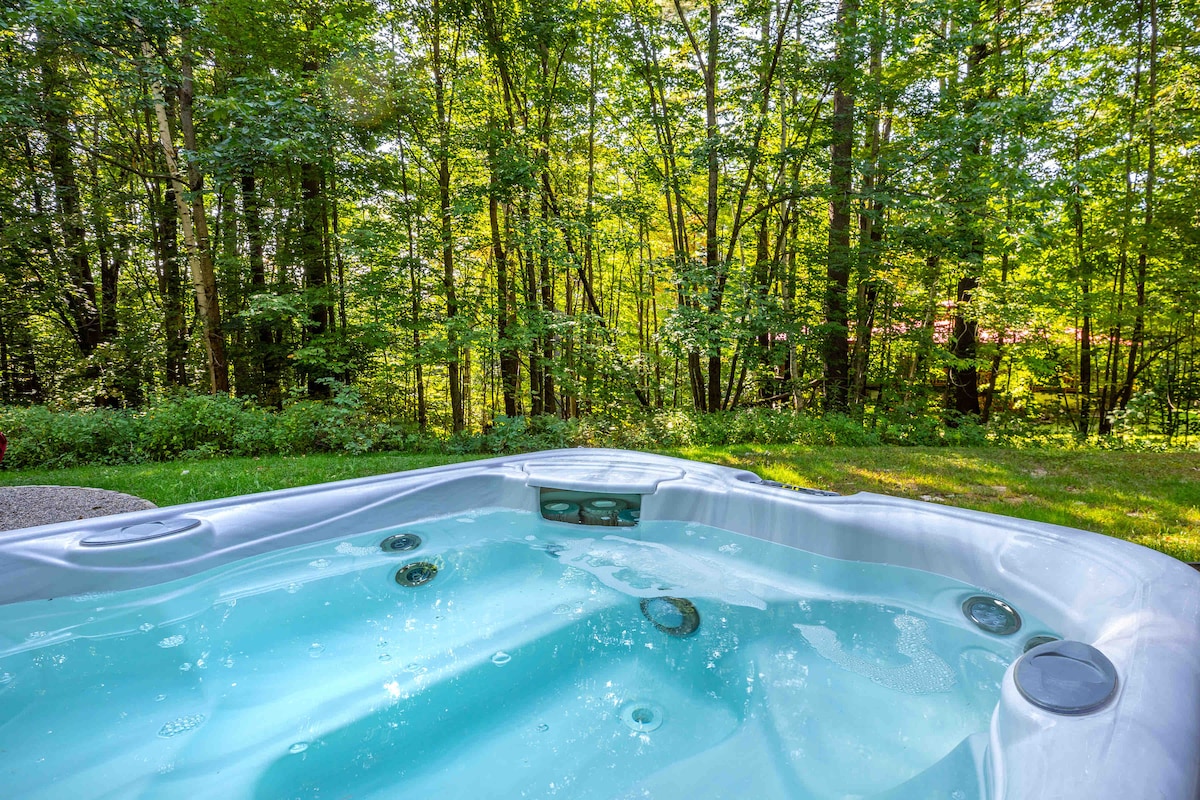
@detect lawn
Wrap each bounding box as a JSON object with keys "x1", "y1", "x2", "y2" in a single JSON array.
[{"x1": 2, "y1": 446, "x2": 1198, "y2": 561}]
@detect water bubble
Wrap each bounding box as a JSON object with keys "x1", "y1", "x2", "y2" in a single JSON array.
[
  {"x1": 157, "y1": 714, "x2": 204, "y2": 738},
  {"x1": 491, "y1": 651, "x2": 512, "y2": 666},
  {"x1": 536, "y1": 723, "x2": 549, "y2": 732},
  {"x1": 308, "y1": 559, "x2": 330, "y2": 569},
  {"x1": 288, "y1": 742, "x2": 310, "y2": 754},
  {"x1": 179, "y1": 663, "x2": 192, "y2": 672},
  {"x1": 157, "y1": 635, "x2": 186, "y2": 649},
  {"x1": 718, "y1": 543, "x2": 742, "y2": 554},
  {"x1": 154, "y1": 694, "x2": 167, "y2": 702},
  {"x1": 285, "y1": 583, "x2": 302, "y2": 594},
  {"x1": 794, "y1": 614, "x2": 956, "y2": 695},
  {"x1": 552, "y1": 604, "x2": 572, "y2": 615},
  {"x1": 308, "y1": 643, "x2": 325, "y2": 658},
  {"x1": 335, "y1": 542, "x2": 376, "y2": 556},
  {"x1": 378, "y1": 654, "x2": 392, "y2": 662},
  {"x1": 0, "y1": 672, "x2": 13, "y2": 685},
  {"x1": 138, "y1": 623, "x2": 155, "y2": 632}
]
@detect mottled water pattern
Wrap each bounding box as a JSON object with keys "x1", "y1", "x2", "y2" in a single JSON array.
[
  {"x1": 0, "y1": 509, "x2": 1051, "y2": 800},
  {"x1": 794, "y1": 615, "x2": 957, "y2": 694}
]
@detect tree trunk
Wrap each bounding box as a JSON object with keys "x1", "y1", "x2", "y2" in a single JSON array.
[
  {"x1": 1072, "y1": 139, "x2": 1092, "y2": 435},
  {"x1": 160, "y1": 184, "x2": 188, "y2": 388},
  {"x1": 141, "y1": 24, "x2": 229, "y2": 394},
  {"x1": 487, "y1": 122, "x2": 520, "y2": 417},
  {"x1": 240, "y1": 169, "x2": 283, "y2": 407},
  {"x1": 299, "y1": 157, "x2": 330, "y2": 399},
  {"x1": 431, "y1": 0, "x2": 464, "y2": 432},
  {"x1": 37, "y1": 29, "x2": 102, "y2": 357},
  {"x1": 1118, "y1": 0, "x2": 1155, "y2": 414},
  {"x1": 824, "y1": 0, "x2": 857, "y2": 413},
  {"x1": 946, "y1": 1, "x2": 991, "y2": 418},
  {"x1": 702, "y1": 0, "x2": 722, "y2": 413},
  {"x1": 851, "y1": 16, "x2": 887, "y2": 408}
]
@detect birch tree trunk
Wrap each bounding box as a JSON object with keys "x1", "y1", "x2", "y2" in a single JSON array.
[{"x1": 140, "y1": 26, "x2": 229, "y2": 394}]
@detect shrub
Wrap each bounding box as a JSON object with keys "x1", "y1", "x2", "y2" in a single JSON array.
[{"x1": 2, "y1": 396, "x2": 1188, "y2": 471}]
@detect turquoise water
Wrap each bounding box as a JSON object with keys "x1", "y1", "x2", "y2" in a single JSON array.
[{"x1": 0, "y1": 510, "x2": 1049, "y2": 799}]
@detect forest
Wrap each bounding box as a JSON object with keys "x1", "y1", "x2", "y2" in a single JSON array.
[{"x1": 0, "y1": 0, "x2": 1197, "y2": 441}]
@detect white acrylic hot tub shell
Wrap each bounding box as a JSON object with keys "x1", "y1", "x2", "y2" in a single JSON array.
[{"x1": 1, "y1": 448, "x2": 1197, "y2": 799}]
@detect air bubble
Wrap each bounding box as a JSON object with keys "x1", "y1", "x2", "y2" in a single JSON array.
[
  {"x1": 308, "y1": 643, "x2": 325, "y2": 658},
  {"x1": 288, "y1": 742, "x2": 309, "y2": 754},
  {"x1": 491, "y1": 651, "x2": 512, "y2": 666},
  {"x1": 718, "y1": 543, "x2": 742, "y2": 554},
  {"x1": 157, "y1": 714, "x2": 204, "y2": 738},
  {"x1": 179, "y1": 663, "x2": 192, "y2": 672},
  {"x1": 286, "y1": 583, "x2": 302, "y2": 594},
  {"x1": 794, "y1": 614, "x2": 956, "y2": 695},
  {"x1": 138, "y1": 623, "x2": 155, "y2": 632},
  {"x1": 157, "y1": 635, "x2": 185, "y2": 649},
  {"x1": 536, "y1": 723, "x2": 549, "y2": 732},
  {"x1": 308, "y1": 559, "x2": 331, "y2": 569},
  {"x1": 0, "y1": 672, "x2": 12, "y2": 685}
]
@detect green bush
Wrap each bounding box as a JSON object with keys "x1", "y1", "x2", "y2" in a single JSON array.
[
  {"x1": 2, "y1": 397, "x2": 1187, "y2": 471},
  {"x1": 0, "y1": 393, "x2": 424, "y2": 468},
  {"x1": 0, "y1": 405, "x2": 142, "y2": 468}
]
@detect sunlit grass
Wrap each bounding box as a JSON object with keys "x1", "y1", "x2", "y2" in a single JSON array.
[
  {"x1": 0, "y1": 453, "x2": 488, "y2": 508},
  {"x1": 669, "y1": 446, "x2": 1200, "y2": 561},
  {"x1": 3, "y1": 446, "x2": 1198, "y2": 561}
]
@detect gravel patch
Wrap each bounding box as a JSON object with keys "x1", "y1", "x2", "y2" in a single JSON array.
[{"x1": 0, "y1": 486, "x2": 156, "y2": 532}]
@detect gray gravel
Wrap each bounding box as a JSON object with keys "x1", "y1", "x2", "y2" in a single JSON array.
[{"x1": 0, "y1": 486, "x2": 156, "y2": 532}]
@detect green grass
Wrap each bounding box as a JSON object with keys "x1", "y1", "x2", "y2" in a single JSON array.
[
  {"x1": 3, "y1": 446, "x2": 1198, "y2": 561},
  {"x1": 667, "y1": 446, "x2": 1200, "y2": 561},
  {"x1": 0, "y1": 453, "x2": 488, "y2": 507}
]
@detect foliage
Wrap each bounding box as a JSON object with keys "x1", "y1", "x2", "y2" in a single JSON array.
[
  {"x1": 0, "y1": 0, "x2": 1197, "y2": 440},
  {"x1": 2, "y1": 398, "x2": 1193, "y2": 471}
]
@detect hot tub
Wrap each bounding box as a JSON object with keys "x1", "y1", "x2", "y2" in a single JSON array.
[{"x1": 0, "y1": 449, "x2": 1197, "y2": 799}]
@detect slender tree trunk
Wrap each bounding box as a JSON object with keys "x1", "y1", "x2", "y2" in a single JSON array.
[
  {"x1": 37, "y1": 29, "x2": 102, "y2": 357},
  {"x1": 159, "y1": 180, "x2": 187, "y2": 388},
  {"x1": 487, "y1": 118, "x2": 519, "y2": 417},
  {"x1": 824, "y1": 0, "x2": 858, "y2": 413},
  {"x1": 141, "y1": 24, "x2": 229, "y2": 394},
  {"x1": 431, "y1": 0, "x2": 464, "y2": 432},
  {"x1": 1072, "y1": 139, "x2": 1093, "y2": 435},
  {"x1": 702, "y1": 0, "x2": 722, "y2": 413},
  {"x1": 1099, "y1": 0, "x2": 1144, "y2": 433},
  {"x1": 299, "y1": 156, "x2": 330, "y2": 398},
  {"x1": 851, "y1": 14, "x2": 886, "y2": 408},
  {"x1": 240, "y1": 169, "x2": 282, "y2": 406},
  {"x1": 1118, "y1": 0, "x2": 1155, "y2": 414},
  {"x1": 947, "y1": 0, "x2": 991, "y2": 418},
  {"x1": 177, "y1": 38, "x2": 229, "y2": 393}
]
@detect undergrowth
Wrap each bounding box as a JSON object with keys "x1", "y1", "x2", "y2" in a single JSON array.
[{"x1": 0, "y1": 393, "x2": 1192, "y2": 470}]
